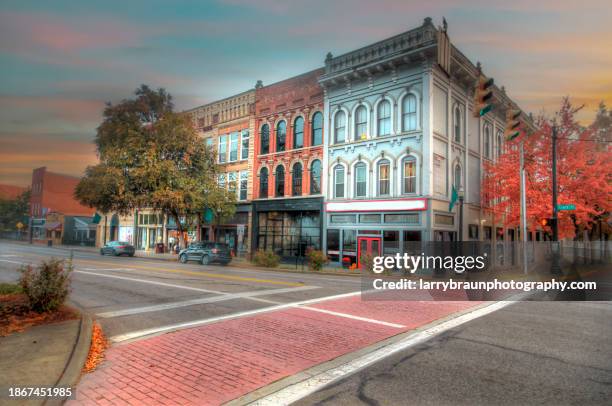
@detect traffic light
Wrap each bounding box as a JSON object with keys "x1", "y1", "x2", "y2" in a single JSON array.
[
  {"x1": 505, "y1": 109, "x2": 521, "y2": 140},
  {"x1": 539, "y1": 218, "x2": 556, "y2": 228},
  {"x1": 473, "y1": 75, "x2": 494, "y2": 117}
]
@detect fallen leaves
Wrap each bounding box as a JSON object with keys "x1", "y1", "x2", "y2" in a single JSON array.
[
  {"x1": 83, "y1": 322, "x2": 109, "y2": 373},
  {"x1": 0, "y1": 294, "x2": 78, "y2": 337}
]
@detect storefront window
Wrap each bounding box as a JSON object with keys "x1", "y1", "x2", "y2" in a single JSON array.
[
  {"x1": 327, "y1": 229, "x2": 340, "y2": 262},
  {"x1": 383, "y1": 230, "x2": 399, "y2": 255},
  {"x1": 342, "y1": 229, "x2": 357, "y2": 265}
]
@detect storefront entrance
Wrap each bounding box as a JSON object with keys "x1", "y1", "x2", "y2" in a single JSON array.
[{"x1": 357, "y1": 236, "x2": 381, "y2": 267}]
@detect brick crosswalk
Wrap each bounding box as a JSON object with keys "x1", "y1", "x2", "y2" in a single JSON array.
[{"x1": 69, "y1": 299, "x2": 478, "y2": 405}]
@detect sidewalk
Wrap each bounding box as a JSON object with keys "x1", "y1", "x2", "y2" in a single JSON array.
[{"x1": 0, "y1": 316, "x2": 92, "y2": 405}]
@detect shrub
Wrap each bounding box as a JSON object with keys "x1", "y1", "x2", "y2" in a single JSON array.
[
  {"x1": 306, "y1": 250, "x2": 329, "y2": 272},
  {"x1": 359, "y1": 254, "x2": 376, "y2": 274},
  {"x1": 19, "y1": 258, "x2": 72, "y2": 313},
  {"x1": 0, "y1": 283, "x2": 22, "y2": 295},
  {"x1": 253, "y1": 250, "x2": 280, "y2": 268}
]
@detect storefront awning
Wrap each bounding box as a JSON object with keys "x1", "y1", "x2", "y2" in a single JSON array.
[{"x1": 326, "y1": 198, "x2": 427, "y2": 213}]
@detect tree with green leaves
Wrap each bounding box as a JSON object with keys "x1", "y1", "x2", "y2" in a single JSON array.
[
  {"x1": 0, "y1": 189, "x2": 30, "y2": 234},
  {"x1": 76, "y1": 85, "x2": 235, "y2": 248}
]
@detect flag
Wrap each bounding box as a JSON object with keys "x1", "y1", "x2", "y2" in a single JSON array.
[
  {"x1": 449, "y1": 185, "x2": 458, "y2": 212},
  {"x1": 92, "y1": 212, "x2": 102, "y2": 224}
]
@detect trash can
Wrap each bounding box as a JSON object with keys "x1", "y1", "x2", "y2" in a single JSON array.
[
  {"x1": 155, "y1": 243, "x2": 164, "y2": 254},
  {"x1": 47, "y1": 239, "x2": 53, "y2": 247}
]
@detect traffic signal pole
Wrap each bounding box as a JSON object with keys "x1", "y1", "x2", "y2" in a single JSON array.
[
  {"x1": 519, "y1": 142, "x2": 528, "y2": 274},
  {"x1": 551, "y1": 124, "x2": 561, "y2": 274}
]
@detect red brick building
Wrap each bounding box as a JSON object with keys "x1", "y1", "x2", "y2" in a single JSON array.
[
  {"x1": 29, "y1": 167, "x2": 95, "y2": 243},
  {"x1": 251, "y1": 69, "x2": 325, "y2": 257}
]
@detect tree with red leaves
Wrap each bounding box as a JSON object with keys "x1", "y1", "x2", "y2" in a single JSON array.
[{"x1": 482, "y1": 98, "x2": 612, "y2": 239}]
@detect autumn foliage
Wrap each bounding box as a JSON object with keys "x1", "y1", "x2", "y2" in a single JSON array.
[
  {"x1": 482, "y1": 98, "x2": 612, "y2": 239},
  {"x1": 83, "y1": 322, "x2": 109, "y2": 373}
]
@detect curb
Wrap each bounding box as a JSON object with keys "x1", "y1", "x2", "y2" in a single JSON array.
[{"x1": 44, "y1": 313, "x2": 93, "y2": 406}]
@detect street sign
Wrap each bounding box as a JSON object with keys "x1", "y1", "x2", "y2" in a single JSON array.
[
  {"x1": 557, "y1": 204, "x2": 576, "y2": 211},
  {"x1": 16, "y1": 222, "x2": 24, "y2": 229}
]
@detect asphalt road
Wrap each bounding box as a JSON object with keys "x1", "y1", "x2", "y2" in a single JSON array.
[
  {"x1": 296, "y1": 300, "x2": 612, "y2": 406},
  {"x1": 0, "y1": 241, "x2": 359, "y2": 341}
]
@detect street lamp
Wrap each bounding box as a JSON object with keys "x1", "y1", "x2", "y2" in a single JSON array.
[{"x1": 458, "y1": 187, "x2": 465, "y2": 241}]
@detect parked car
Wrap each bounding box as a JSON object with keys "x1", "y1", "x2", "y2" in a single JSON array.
[
  {"x1": 100, "y1": 241, "x2": 136, "y2": 257},
  {"x1": 178, "y1": 242, "x2": 231, "y2": 265}
]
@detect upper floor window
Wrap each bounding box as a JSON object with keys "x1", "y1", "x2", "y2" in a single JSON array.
[
  {"x1": 276, "y1": 121, "x2": 286, "y2": 152},
  {"x1": 496, "y1": 131, "x2": 503, "y2": 158},
  {"x1": 275, "y1": 165, "x2": 285, "y2": 197},
  {"x1": 454, "y1": 106, "x2": 462, "y2": 143},
  {"x1": 334, "y1": 165, "x2": 345, "y2": 198},
  {"x1": 454, "y1": 164, "x2": 462, "y2": 190},
  {"x1": 354, "y1": 163, "x2": 367, "y2": 198},
  {"x1": 377, "y1": 100, "x2": 391, "y2": 136},
  {"x1": 311, "y1": 112, "x2": 323, "y2": 146},
  {"x1": 218, "y1": 173, "x2": 226, "y2": 188},
  {"x1": 228, "y1": 171, "x2": 237, "y2": 194},
  {"x1": 378, "y1": 160, "x2": 390, "y2": 196},
  {"x1": 241, "y1": 130, "x2": 249, "y2": 160},
  {"x1": 354, "y1": 105, "x2": 367, "y2": 141},
  {"x1": 484, "y1": 125, "x2": 492, "y2": 159},
  {"x1": 334, "y1": 111, "x2": 346, "y2": 144},
  {"x1": 294, "y1": 117, "x2": 304, "y2": 149},
  {"x1": 218, "y1": 135, "x2": 227, "y2": 163},
  {"x1": 229, "y1": 132, "x2": 239, "y2": 162},
  {"x1": 239, "y1": 171, "x2": 248, "y2": 200},
  {"x1": 310, "y1": 160, "x2": 321, "y2": 194},
  {"x1": 402, "y1": 94, "x2": 417, "y2": 132},
  {"x1": 402, "y1": 157, "x2": 417, "y2": 194},
  {"x1": 292, "y1": 162, "x2": 302, "y2": 196},
  {"x1": 259, "y1": 167, "x2": 268, "y2": 198},
  {"x1": 260, "y1": 124, "x2": 270, "y2": 154}
]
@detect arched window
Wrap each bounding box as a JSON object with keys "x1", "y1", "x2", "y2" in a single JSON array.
[
  {"x1": 260, "y1": 124, "x2": 269, "y2": 154},
  {"x1": 454, "y1": 106, "x2": 462, "y2": 143},
  {"x1": 354, "y1": 105, "x2": 367, "y2": 141},
  {"x1": 334, "y1": 111, "x2": 346, "y2": 144},
  {"x1": 377, "y1": 160, "x2": 390, "y2": 196},
  {"x1": 484, "y1": 125, "x2": 491, "y2": 158},
  {"x1": 333, "y1": 165, "x2": 345, "y2": 198},
  {"x1": 294, "y1": 117, "x2": 304, "y2": 149},
  {"x1": 402, "y1": 94, "x2": 417, "y2": 132},
  {"x1": 402, "y1": 156, "x2": 417, "y2": 194},
  {"x1": 276, "y1": 121, "x2": 286, "y2": 152},
  {"x1": 292, "y1": 162, "x2": 302, "y2": 196},
  {"x1": 311, "y1": 112, "x2": 323, "y2": 146},
  {"x1": 496, "y1": 131, "x2": 503, "y2": 157},
  {"x1": 377, "y1": 100, "x2": 391, "y2": 136},
  {"x1": 310, "y1": 160, "x2": 321, "y2": 194},
  {"x1": 354, "y1": 163, "x2": 367, "y2": 198},
  {"x1": 259, "y1": 167, "x2": 268, "y2": 198},
  {"x1": 275, "y1": 165, "x2": 285, "y2": 197},
  {"x1": 454, "y1": 164, "x2": 462, "y2": 190}
]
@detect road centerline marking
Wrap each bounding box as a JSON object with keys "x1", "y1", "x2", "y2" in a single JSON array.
[{"x1": 96, "y1": 285, "x2": 320, "y2": 318}]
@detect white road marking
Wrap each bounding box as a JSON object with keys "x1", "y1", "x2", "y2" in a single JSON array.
[
  {"x1": 74, "y1": 270, "x2": 225, "y2": 294},
  {"x1": 299, "y1": 306, "x2": 405, "y2": 328},
  {"x1": 96, "y1": 285, "x2": 320, "y2": 318},
  {"x1": 248, "y1": 300, "x2": 521, "y2": 406},
  {"x1": 82, "y1": 267, "x2": 136, "y2": 271},
  {"x1": 110, "y1": 291, "x2": 363, "y2": 343},
  {"x1": 0, "y1": 259, "x2": 25, "y2": 265}
]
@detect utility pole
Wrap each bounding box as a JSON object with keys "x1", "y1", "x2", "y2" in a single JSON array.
[
  {"x1": 551, "y1": 124, "x2": 561, "y2": 274},
  {"x1": 519, "y1": 142, "x2": 528, "y2": 274}
]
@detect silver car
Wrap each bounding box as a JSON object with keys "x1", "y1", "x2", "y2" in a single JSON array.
[{"x1": 100, "y1": 241, "x2": 135, "y2": 257}]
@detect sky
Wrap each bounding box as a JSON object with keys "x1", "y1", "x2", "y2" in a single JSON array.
[{"x1": 0, "y1": 0, "x2": 610, "y2": 186}]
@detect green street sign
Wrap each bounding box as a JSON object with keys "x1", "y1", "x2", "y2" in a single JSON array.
[{"x1": 557, "y1": 204, "x2": 575, "y2": 211}]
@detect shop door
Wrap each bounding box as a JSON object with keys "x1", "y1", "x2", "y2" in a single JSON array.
[{"x1": 357, "y1": 237, "x2": 381, "y2": 268}]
